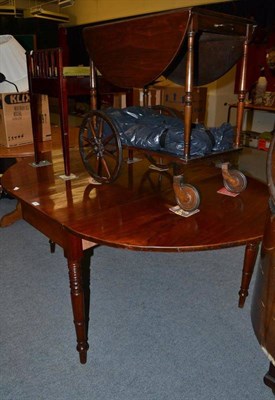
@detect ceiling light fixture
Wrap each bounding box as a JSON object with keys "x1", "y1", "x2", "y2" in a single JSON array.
[
  {"x1": 58, "y1": 0, "x2": 74, "y2": 8},
  {"x1": 24, "y1": 6, "x2": 70, "y2": 22},
  {"x1": 0, "y1": 34, "x2": 29, "y2": 93},
  {"x1": 0, "y1": 0, "x2": 15, "y2": 15}
]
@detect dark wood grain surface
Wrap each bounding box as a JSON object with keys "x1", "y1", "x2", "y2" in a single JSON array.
[
  {"x1": 83, "y1": 7, "x2": 253, "y2": 88},
  {"x1": 2, "y1": 149, "x2": 268, "y2": 251},
  {"x1": 2, "y1": 149, "x2": 269, "y2": 362}
]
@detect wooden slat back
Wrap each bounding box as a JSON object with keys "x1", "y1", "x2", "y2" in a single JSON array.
[{"x1": 26, "y1": 48, "x2": 63, "y2": 79}]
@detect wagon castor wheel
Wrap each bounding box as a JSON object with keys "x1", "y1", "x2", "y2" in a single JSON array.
[
  {"x1": 79, "y1": 110, "x2": 123, "y2": 183},
  {"x1": 173, "y1": 175, "x2": 200, "y2": 212},
  {"x1": 221, "y1": 162, "x2": 247, "y2": 193}
]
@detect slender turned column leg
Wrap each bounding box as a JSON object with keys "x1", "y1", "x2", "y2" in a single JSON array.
[
  {"x1": 81, "y1": 248, "x2": 93, "y2": 336},
  {"x1": 128, "y1": 149, "x2": 134, "y2": 162},
  {"x1": 65, "y1": 234, "x2": 89, "y2": 364},
  {"x1": 264, "y1": 362, "x2": 275, "y2": 393},
  {"x1": 235, "y1": 30, "x2": 249, "y2": 147},
  {"x1": 184, "y1": 30, "x2": 195, "y2": 161},
  {"x1": 238, "y1": 241, "x2": 260, "y2": 308},
  {"x1": 49, "y1": 240, "x2": 56, "y2": 253}
]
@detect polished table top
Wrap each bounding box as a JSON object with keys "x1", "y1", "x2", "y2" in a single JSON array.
[
  {"x1": 0, "y1": 141, "x2": 53, "y2": 159},
  {"x1": 0, "y1": 125, "x2": 78, "y2": 159},
  {"x1": 2, "y1": 148, "x2": 270, "y2": 363},
  {"x1": 2, "y1": 149, "x2": 269, "y2": 252}
]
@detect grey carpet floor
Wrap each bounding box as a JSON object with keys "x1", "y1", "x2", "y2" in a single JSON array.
[{"x1": 0, "y1": 197, "x2": 273, "y2": 400}]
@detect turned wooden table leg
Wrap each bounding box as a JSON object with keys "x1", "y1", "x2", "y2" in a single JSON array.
[
  {"x1": 65, "y1": 233, "x2": 89, "y2": 364},
  {"x1": 82, "y1": 249, "x2": 93, "y2": 336},
  {"x1": 238, "y1": 241, "x2": 260, "y2": 308},
  {"x1": 264, "y1": 362, "x2": 275, "y2": 393},
  {"x1": 49, "y1": 240, "x2": 56, "y2": 253}
]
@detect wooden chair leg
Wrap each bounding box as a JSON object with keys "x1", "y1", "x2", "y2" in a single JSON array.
[
  {"x1": 264, "y1": 362, "x2": 275, "y2": 394},
  {"x1": 128, "y1": 149, "x2": 134, "y2": 162},
  {"x1": 49, "y1": 239, "x2": 56, "y2": 253},
  {"x1": 238, "y1": 241, "x2": 260, "y2": 308}
]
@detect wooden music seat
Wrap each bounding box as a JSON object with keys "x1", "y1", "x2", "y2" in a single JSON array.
[{"x1": 26, "y1": 48, "x2": 92, "y2": 178}]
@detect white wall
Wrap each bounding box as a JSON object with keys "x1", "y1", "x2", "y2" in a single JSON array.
[
  {"x1": 15, "y1": 0, "x2": 231, "y2": 26},
  {"x1": 205, "y1": 67, "x2": 238, "y2": 127},
  {"x1": 243, "y1": 110, "x2": 275, "y2": 133},
  {"x1": 206, "y1": 67, "x2": 275, "y2": 132},
  {"x1": 64, "y1": 0, "x2": 230, "y2": 26}
]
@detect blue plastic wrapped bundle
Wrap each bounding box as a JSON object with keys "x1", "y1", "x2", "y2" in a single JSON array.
[
  {"x1": 104, "y1": 106, "x2": 234, "y2": 157},
  {"x1": 163, "y1": 122, "x2": 213, "y2": 156},
  {"x1": 105, "y1": 107, "x2": 175, "y2": 150},
  {"x1": 104, "y1": 107, "x2": 140, "y2": 138},
  {"x1": 209, "y1": 122, "x2": 235, "y2": 151},
  {"x1": 121, "y1": 119, "x2": 167, "y2": 150}
]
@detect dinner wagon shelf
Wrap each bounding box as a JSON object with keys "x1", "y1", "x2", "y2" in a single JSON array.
[{"x1": 83, "y1": 6, "x2": 254, "y2": 164}]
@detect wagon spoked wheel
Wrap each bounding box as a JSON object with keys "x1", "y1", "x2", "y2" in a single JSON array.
[{"x1": 79, "y1": 110, "x2": 123, "y2": 184}]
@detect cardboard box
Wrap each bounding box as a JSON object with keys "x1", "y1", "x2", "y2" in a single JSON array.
[
  {"x1": 133, "y1": 88, "x2": 162, "y2": 107},
  {"x1": 113, "y1": 92, "x2": 127, "y2": 109},
  {"x1": 161, "y1": 86, "x2": 207, "y2": 123},
  {"x1": 0, "y1": 92, "x2": 51, "y2": 147},
  {"x1": 37, "y1": 94, "x2": 51, "y2": 141},
  {"x1": 258, "y1": 138, "x2": 271, "y2": 151},
  {"x1": 258, "y1": 132, "x2": 272, "y2": 151},
  {"x1": 0, "y1": 92, "x2": 33, "y2": 147},
  {"x1": 242, "y1": 131, "x2": 259, "y2": 148}
]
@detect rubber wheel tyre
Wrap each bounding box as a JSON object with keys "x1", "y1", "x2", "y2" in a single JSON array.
[{"x1": 223, "y1": 169, "x2": 247, "y2": 193}]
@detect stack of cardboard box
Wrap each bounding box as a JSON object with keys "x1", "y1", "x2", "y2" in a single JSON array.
[
  {"x1": 132, "y1": 79, "x2": 207, "y2": 123},
  {"x1": 0, "y1": 92, "x2": 51, "y2": 148},
  {"x1": 160, "y1": 86, "x2": 207, "y2": 123}
]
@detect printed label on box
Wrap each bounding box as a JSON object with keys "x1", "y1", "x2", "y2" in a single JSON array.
[{"x1": 0, "y1": 92, "x2": 51, "y2": 147}]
